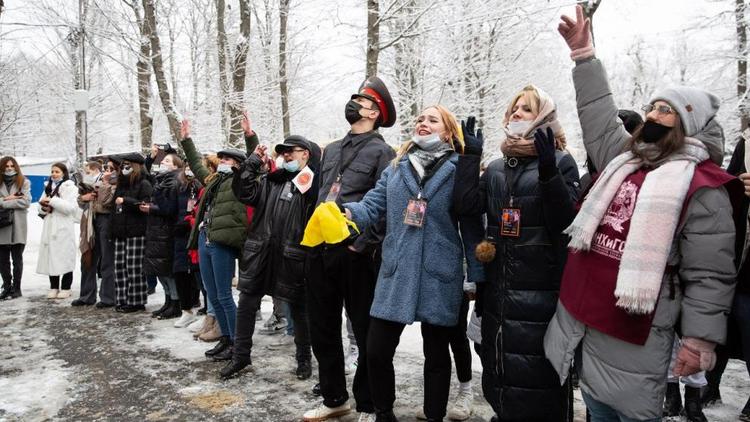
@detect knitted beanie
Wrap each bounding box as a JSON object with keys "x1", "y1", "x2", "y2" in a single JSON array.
[{"x1": 649, "y1": 86, "x2": 719, "y2": 137}]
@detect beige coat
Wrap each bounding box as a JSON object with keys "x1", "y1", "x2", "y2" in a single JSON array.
[{"x1": 0, "y1": 178, "x2": 31, "y2": 245}]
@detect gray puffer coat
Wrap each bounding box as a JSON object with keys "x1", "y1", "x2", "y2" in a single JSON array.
[{"x1": 543, "y1": 58, "x2": 738, "y2": 420}]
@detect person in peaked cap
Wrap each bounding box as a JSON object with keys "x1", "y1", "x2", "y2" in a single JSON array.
[
  {"x1": 350, "y1": 76, "x2": 397, "y2": 129},
  {"x1": 303, "y1": 76, "x2": 397, "y2": 422},
  {"x1": 179, "y1": 113, "x2": 257, "y2": 362},
  {"x1": 220, "y1": 134, "x2": 321, "y2": 381}
]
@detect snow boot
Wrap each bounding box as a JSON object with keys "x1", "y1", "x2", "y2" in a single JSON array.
[
  {"x1": 374, "y1": 410, "x2": 398, "y2": 422},
  {"x1": 151, "y1": 293, "x2": 170, "y2": 318},
  {"x1": 700, "y1": 377, "x2": 722, "y2": 407},
  {"x1": 0, "y1": 284, "x2": 13, "y2": 300},
  {"x1": 199, "y1": 318, "x2": 222, "y2": 342},
  {"x1": 158, "y1": 299, "x2": 181, "y2": 320},
  {"x1": 296, "y1": 359, "x2": 312, "y2": 380},
  {"x1": 663, "y1": 382, "x2": 682, "y2": 417},
  {"x1": 683, "y1": 386, "x2": 708, "y2": 422},
  {"x1": 212, "y1": 344, "x2": 234, "y2": 362},
  {"x1": 220, "y1": 357, "x2": 251, "y2": 379}
]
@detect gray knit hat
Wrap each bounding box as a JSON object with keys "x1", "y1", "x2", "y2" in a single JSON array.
[{"x1": 649, "y1": 86, "x2": 720, "y2": 137}]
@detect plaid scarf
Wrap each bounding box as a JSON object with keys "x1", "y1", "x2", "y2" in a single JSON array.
[{"x1": 564, "y1": 138, "x2": 709, "y2": 314}]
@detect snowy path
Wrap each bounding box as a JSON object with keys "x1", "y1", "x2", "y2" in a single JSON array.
[{"x1": 0, "y1": 212, "x2": 749, "y2": 421}]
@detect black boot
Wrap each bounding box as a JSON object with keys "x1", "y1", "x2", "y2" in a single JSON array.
[
  {"x1": 11, "y1": 278, "x2": 21, "y2": 298},
  {"x1": 212, "y1": 344, "x2": 234, "y2": 362},
  {"x1": 296, "y1": 359, "x2": 312, "y2": 380},
  {"x1": 158, "y1": 299, "x2": 181, "y2": 320},
  {"x1": 0, "y1": 285, "x2": 13, "y2": 300},
  {"x1": 740, "y1": 396, "x2": 750, "y2": 421},
  {"x1": 220, "y1": 357, "x2": 251, "y2": 379},
  {"x1": 151, "y1": 294, "x2": 170, "y2": 318},
  {"x1": 375, "y1": 410, "x2": 398, "y2": 422},
  {"x1": 700, "y1": 376, "x2": 722, "y2": 407},
  {"x1": 205, "y1": 336, "x2": 231, "y2": 358},
  {"x1": 663, "y1": 382, "x2": 682, "y2": 416},
  {"x1": 683, "y1": 386, "x2": 708, "y2": 422},
  {"x1": 312, "y1": 383, "x2": 321, "y2": 396}
]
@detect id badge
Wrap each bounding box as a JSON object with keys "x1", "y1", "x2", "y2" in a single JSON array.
[
  {"x1": 326, "y1": 182, "x2": 342, "y2": 202},
  {"x1": 187, "y1": 198, "x2": 197, "y2": 213},
  {"x1": 500, "y1": 208, "x2": 521, "y2": 237},
  {"x1": 280, "y1": 182, "x2": 293, "y2": 202},
  {"x1": 404, "y1": 198, "x2": 427, "y2": 227}
]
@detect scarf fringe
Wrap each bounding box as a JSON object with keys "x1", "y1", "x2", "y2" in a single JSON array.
[
  {"x1": 614, "y1": 288, "x2": 659, "y2": 315},
  {"x1": 564, "y1": 225, "x2": 593, "y2": 252}
]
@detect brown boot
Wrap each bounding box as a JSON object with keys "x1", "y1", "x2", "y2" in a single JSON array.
[
  {"x1": 199, "y1": 316, "x2": 222, "y2": 342},
  {"x1": 193, "y1": 315, "x2": 214, "y2": 339}
]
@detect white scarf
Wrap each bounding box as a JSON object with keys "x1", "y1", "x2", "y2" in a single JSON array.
[{"x1": 565, "y1": 138, "x2": 709, "y2": 314}]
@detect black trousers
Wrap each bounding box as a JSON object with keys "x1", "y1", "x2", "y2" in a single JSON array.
[
  {"x1": 306, "y1": 244, "x2": 378, "y2": 413},
  {"x1": 0, "y1": 243, "x2": 24, "y2": 293},
  {"x1": 175, "y1": 271, "x2": 199, "y2": 311},
  {"x1": 368, "y1": 317, "x2": 454, "y2": 420},
  {"x1": 50, "y1": 272, "x2": 73, "y2": 290},
  {"x1": 234, "y1": 290, "x2": 311, "y2": 362},
  {"x1": 449, "y1": 297, "x2": 472, "y2": 383},
  {"x1": 79, "y1": 214, "x2": 116, "y2": 305}
]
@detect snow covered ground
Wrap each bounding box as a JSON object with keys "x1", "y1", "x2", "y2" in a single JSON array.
[{"x1": 0, "y1": 211, "x2": 749, "y2": 421}]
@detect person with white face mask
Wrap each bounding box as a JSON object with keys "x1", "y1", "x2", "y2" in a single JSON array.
[{"x1": 179, "y1": 112, "x2": 256, "y2": 362}]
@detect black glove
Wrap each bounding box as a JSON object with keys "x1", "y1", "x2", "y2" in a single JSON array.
[
  {"x1": 534, "y1": 127, "x2": 557, "y2": 181},
  {"x1": 474, "y1": 282, "x2": 485, "y2": 318},
  {"x1": 461, "y1": 116, "x2": 484, "y2": 156}
]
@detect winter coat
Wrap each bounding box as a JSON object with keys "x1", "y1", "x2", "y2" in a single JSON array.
[
  {"x1": 173, "y1": 178, "x2": 202, "y2": 274},
  {"x1": 727, "y1": 138, "x2": 750, "y2": 294},
  {"x1": 0, "y1": 178, "x2": 31, "y2": 245},
  {"x1": 111, "y1": 175, "x2": 153, "y2": 240},
  {"x1": 543, "y1": 58, "x2": 738, "y2": 420},
  {"x1": 345, "y1": 153, "x2": 485, "y2": 327},
  {"x1": 36, "y1": 180, "x2": 80, "y2": 276},
  {"x1": 143, "y1": 170, "x2": 180, "y2": 276},
  {"x1": 182, "y1": 136, "x2": 256, "y2": 251},
  {"x1": 472, "y1": 151, "x2": 580, "y2": 421},
  {"x1": 317, "y1": 131, "x2": 396, "y2": 254},
  {"x1": 232, "y1": 155, "x2": 319, "y2": 304}
]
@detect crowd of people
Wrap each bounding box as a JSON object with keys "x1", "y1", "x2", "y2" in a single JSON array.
[{"x1": 2, "y1": 6, "x2": 750, "y2": 422}]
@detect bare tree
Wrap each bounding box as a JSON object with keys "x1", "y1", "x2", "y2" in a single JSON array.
[
  {"x1": 579, "y1": 0, "x2": 602, "y2": 44},
  {"x1": 737, "y1": 0, "x2": 748, "y2": 131},
  {"x1": 216, "y1": 0, "x2": 231, "y2": 139},
  {"x1": 279, "y1": 0, "x2": 291, "y2": 137},
  {"x1": 142, "y1": 0, "x2": 181, "y2": 141},
  {"x1": 366, "y1": 0, "x2": 380, "y2": 77},
  {"x1": 123, "y1": 0, "x2": 154, "y2": 152}
]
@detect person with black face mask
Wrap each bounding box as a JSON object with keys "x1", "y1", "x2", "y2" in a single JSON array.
[
  {"x1": 543, "y1": 6, "x2": 743, "y2": 422},
  {"x1": 303, "y1": 76, "x2": 396, "y2": 422}
]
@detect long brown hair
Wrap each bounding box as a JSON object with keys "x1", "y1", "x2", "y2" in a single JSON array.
[
  {"x1": 120, "y1": 161, "x2": 144, "y2": 186},
  {"x1": 394, "y1": 105, "x2": 464, "y2": 165},
  {"x1": 626, "y1": 115, "x2": 685, "y2": 165},
  {"x1": 0, "y1": 156, "x2": 24, "y2": 190}
]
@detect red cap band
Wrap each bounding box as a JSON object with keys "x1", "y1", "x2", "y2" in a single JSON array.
[{"x1": 361, "y1": 87, "x2": 388, "y2": 125}]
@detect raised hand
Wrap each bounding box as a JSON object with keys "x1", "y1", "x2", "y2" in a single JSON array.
[
  {"x1": 254, "y1": 144, "x2": 268, "y2": 159},
  {"x1": 180, "y1": 119, "x2": 191, "y2": 140},
  {"x1": 461, "y1": 116, "x2": 484, "y2": 156},
  {"x1": 150, "y1": 144, "x2": 159, "y2": 159},
  {"x1": 241, "y1": 111, "x2": 255, "y2": 137},
  {"x1": 558, "y1": 5, "x2": 594, "y2": 60}
]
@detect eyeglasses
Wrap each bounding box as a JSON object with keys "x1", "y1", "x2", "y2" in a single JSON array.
[
  {"x1": 281, "y1": 148, "x2": 306, "y2": 155},
  {"x1": 641, "y1": 104, "x2": 675, "y2": 115}
]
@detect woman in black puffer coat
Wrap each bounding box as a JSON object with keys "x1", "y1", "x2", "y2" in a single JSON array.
[
  {"x1": 468, "y1": 85, "x2": 580, "y2": 421},
  {"x1": 112, "y1": 153, "x2": 153, "y2": 313},
  {"x1": 142, "y1": 153, "x2": 182, "y2": 320}
]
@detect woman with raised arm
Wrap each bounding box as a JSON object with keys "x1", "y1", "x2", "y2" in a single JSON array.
[{"x1": 543, "y1": 6, "x2": 742, "y2": 421}]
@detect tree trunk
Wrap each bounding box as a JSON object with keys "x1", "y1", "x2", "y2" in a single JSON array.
[
  {"x1": 581, "y1": 0, "x2": 601, "y2": 45},
  {"x1": 279, "y1": 0, "x2": 291, "y2": 138},
  {"x1": 366, "y1": 0, "x2": 379, "y2": 77},
  {"x1": 133, "y1": 3, "x2": 153, "y2": 153},
  {"x1": 737, "y1": 0, "x2": 749, "y2": 131},
  {"x1": 227, "y1": 0, "x2": 251, "y2": 148},
  {"x1": 215, "y1": 0, "x2": 230, "y2": 141},
  {"x1": 142, "y1": 0, "x2": 181, "y2": 142}
]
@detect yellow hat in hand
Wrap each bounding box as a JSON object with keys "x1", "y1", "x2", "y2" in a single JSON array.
[{"x1": 301, "y1": 202, "x2": 359, "y2": 247}]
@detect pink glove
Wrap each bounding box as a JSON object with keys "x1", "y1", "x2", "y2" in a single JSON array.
[
  {"x1": 558, "y1": 5, "x2": 595, "y2": 61},
  {"x1": 673, "y1": 337, "x2": 717, "y2": 377}
]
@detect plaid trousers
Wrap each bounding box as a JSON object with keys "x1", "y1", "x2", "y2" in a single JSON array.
[{"x1": 114, "y1": 236, "x2": 147, "y2": 306}]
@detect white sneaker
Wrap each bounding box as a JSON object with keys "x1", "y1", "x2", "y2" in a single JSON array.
[
  {"x1": 261, "y1": 314, "x2": 287, "y2": 334},
  {"x1": 47, "y1": 289, "x2": 59, "y2": 299},
  {"x1": 447, "y1": 388, "x2": 473, "y2": 421},
  {"x1": 56, "y1": 290, "x2": 71, "y2": 299},
  {"x1": 357, "y1": 412, "x2": 376, "y2": 422},
  {"x1": 267, "y1": 333, "x2": 294, "y2": 349},
  {"x1": 232, "y1": 276, "x2": 238, "y2": 287},
  {"x1": 174, "y1": 311, "x2": 198, "y2": 328},
  {"x1": 344, "y1": 344, "x2": 359, "y2": 375},
  {"x1": 188, "y1": 316, "x2": 205, "y2": 332},
  {"x1": 302, "y1": 402, "x2": 351, "y2": 421}
]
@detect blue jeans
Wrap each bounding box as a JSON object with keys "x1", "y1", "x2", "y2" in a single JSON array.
[
  {"x1": 198, "y1": 230, "x2": 237, "y2": 339},
  {"x1": 582, "y1": 392, "x2": 661, "y2": 422}
]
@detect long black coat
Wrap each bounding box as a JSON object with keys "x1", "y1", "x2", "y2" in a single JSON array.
[
  {"x1": 232, "y1": 154, "x2": 319, "y2": 304},
  {"x1": 111, "y1": 175, "x2": 153, "y2": 239},
  {"x1": 143, "y1": 170, "x2": 179, "y2": 276},
  {"x1": 172, "y1": 178, "x2": 202, "y2": 274},
  {"x1": 479, "y1": 152, "x2": 579, "y2": 421}
]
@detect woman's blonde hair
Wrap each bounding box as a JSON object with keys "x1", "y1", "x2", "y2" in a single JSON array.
[
  {"x1": 502, "y1": 86, "x2": 541, "y2": 127},
  {"x1": 394, "y1": 105, "x2": 464, "y2": 165}
]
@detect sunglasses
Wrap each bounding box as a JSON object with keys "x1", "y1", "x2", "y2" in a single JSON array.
[{"x1": 641, "y1": 104, "x2": 675, "y2": 115}]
